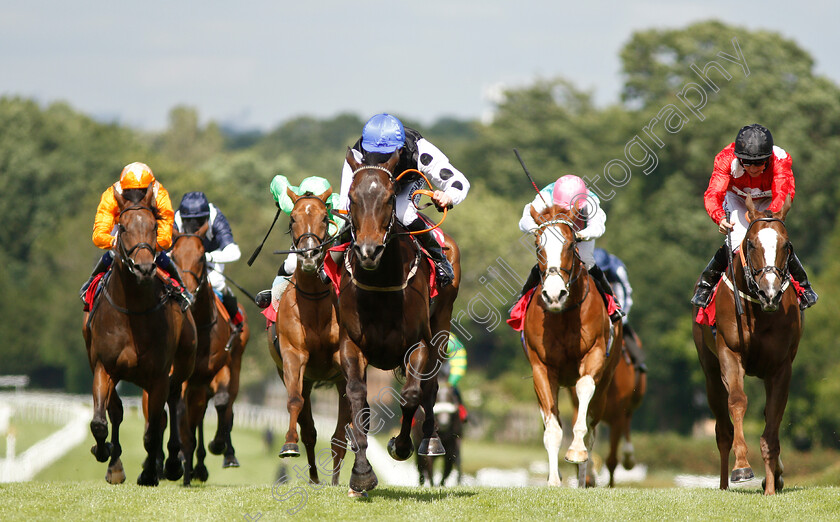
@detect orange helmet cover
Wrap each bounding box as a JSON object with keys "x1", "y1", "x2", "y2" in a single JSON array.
[{"x1": 119, "y1": 162, "x2": 156, "y2": 190}]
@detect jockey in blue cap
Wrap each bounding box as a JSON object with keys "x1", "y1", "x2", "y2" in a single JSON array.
[{"x1": 333, "y1": 113, "x2": 470, "y2": 287}]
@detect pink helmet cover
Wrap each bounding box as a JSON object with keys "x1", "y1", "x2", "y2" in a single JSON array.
[{"x1": 552, "y1": 175, "x2": 588, "y2": 210}]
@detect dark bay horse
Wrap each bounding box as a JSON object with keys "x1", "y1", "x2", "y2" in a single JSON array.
[
  {"x1": 269, "y1": 187, "x2": 350, "y2": 486},
  {"x1": 338, "y1": 150, "x2": 460, "y2": 495},
  {"x1": 523, "y1": 204, "x2": 620, "y2": 487},
  {"x1": 170, "y1": 223, "x2": 250, "y2": 486},
  {"x1": 412, "y1": 380, "x2": 463, "y2": 486},
  {"x1": 82, "y1": 186, "x2": 196, "y2": 486},
  {"x1": 693, "y1": 195, "x2": 801, "y2": 495},
  {"x1": 580, "y1": 327, "x2": 646, "y2": 487}
]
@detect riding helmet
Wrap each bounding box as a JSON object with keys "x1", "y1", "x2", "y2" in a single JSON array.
[
  {"x1": 178, "y1": 191, "x2": 211, "y2": 218},
  {"x1": 361, "y1": 113, "x2": 405, "y2": 153},
  {"x1": 734, "y1": 124, "x2": 774, "y2": 160},
  {"x1": 119, "y1": 162, "x2": 155, "y2": 190},
  {"x1": 552, "y1": 175, "x2": 589, "y2": 210}
]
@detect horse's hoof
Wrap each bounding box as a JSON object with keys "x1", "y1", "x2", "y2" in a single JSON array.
[
  {"x1": 622, "y1": 453, "x2": 636, "y2": 470},
  {"x1": 223, "y1": 455, "x2": 240, "y2": 468},
  {"x1": 105, "y1": 459, "x2": 126, "y2": 484},
  {"x1": 387, "y1": 438, "x2": 413, "y2": 461},
  {"x1": 279, "y1": 443, "x2": 300, "y2": 458},
  {"x1": 565, "y1": 448, "x2": 588, "y2": 464},
  {"x1": 761, "y1": 475, "x2": 784, "y2": 491},
  {"x1": 348, "y1": 488, "x2": 368, "y2": 498},
  {"x1": 731, "y1": 467, "x2": 754, "y2": 483},
  {"x1": 208, "y1": 439, "x2": 226, "y2": 455},
  {"x1": 418, "y1": 437, "x2": 445, "y2": 457},
  {"x1": 90, "y1": 442, "x2": 112, "y2": 463},
  {"x1": 349, "y1": 468, "x2": 378, "y2": 492},
  {"x1": 194, "y1": 464, "x2": 209, "y2": 482},
  {"x1": 137, "y1": 468, "x2": 160, "y2": 487},
  {"x1": 164, "y1": 457, "x2": 184, "y2": 481}
]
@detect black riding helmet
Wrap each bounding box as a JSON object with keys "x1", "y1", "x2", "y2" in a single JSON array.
[
  {"x1": 178, "y1": 191, "x2": 211, "y2": 218},
  {"x1": 734, "y1": 124, "x2": 774, "y2": 161}
]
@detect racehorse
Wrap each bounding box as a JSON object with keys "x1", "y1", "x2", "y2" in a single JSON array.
[
  {"x1": 82, "y1": 186, "x2": 196, "y2": 486},
  {"x1": 412, "y1": 380, "x2": 463, "y2": 486},
  {"x1": 693, "y1": 195, "x2": 801, "y2": 495},
  {"x1": 580, "y1": 326, "x2": 646, "y2": 487},
  {"x1": 338, "y1": 150, "x2": 461, "y2": 495},
  {"x1": 523, "y1": 203, "x2": 620, "y2": 487},
  {"x1": 268, "y1": 187, "x2": 350, "y2": 486},
  {"x1": 170, "y1": 222, "x2": 250, "y2": 486}
]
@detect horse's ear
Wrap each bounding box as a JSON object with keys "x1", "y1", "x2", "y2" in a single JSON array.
[
  {"x1": 776, "y1": 194, "x2": 792, "y2": 221},
  {"x1": 530, "y1": 203, "x2": 542, "y2": 224},
  {"x1": 744, "y1": 194, "x2": 761, "y2": 222},
  {"x1": 197, "y1": 219, "x2": 210, "y2": 237},
  {"x1": 142, "y1": 184, "x2": 155, "y2": 207},
  {"x1": 346, "y1": 148, "x2": 361, "y2": 172},
  {"x1": 317, "y1": 187, "x2": 333, "y2": 203},
  {"x1": 286, "y1": 186, "x2": 300, "y2": 204},
  {"x1": 383, "y1": 149, "x2": 400, "y2": 172},
  {"x1": 113, "y1": 186, "x2": 127, "y2": 209}
]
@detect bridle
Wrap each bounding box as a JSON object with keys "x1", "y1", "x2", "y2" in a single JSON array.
[
  {"x1": 171, "y1": 232, "x2": 208, "y2": 290},
  {"x1": 739, "y1": 217, "x2": 791, "y2": 296},
  {"x1": 535, "y1": 218, "x2": 583, "y2": 287},
  {"x1": 290, "y1": 194, "x2": 333, "y2": 253},
  {"x1": 116, "y1": 204, "x2": 158, "y2": 277},
  {"x1": 348, "y1": 165, "x2": 397, "y2": 246}
]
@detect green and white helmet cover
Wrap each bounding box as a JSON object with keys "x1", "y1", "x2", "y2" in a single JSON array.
[{"x1": 270, "y1": 175, "x2": 340, "y2": 236}]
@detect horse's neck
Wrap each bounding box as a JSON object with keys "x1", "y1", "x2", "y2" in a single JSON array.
[
  {"x1": 294, "y1": 264, "x2": 329, "y2": 294},
  {"x1": 110, "y1": 259, "x2": 158, "y2": 305},
  {"x1": 351, "y1": 237, "x2": 411, "y2": 284},
  {"x1": 194, "y1": 279, "x2": 218, "y2": 322}
]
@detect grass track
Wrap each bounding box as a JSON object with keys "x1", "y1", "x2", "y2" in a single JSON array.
[{"x1": 2, "y1": 481, "x2": 839, "y2": 521}]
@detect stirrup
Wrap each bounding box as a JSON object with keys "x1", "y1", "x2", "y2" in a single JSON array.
[
  {"x1": 799, "y1": 288, "x2": 818, "y2": 310},
  {"x1": 690, "y1": 285, "x2": 714, "y2": 308}
]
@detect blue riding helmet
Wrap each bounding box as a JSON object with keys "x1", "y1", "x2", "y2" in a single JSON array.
[
  {"x1": 361, "y1": 113, "x2": 405, "y2": 153},
  {"x1": 178, "y1": 191, "x2": 211, "y2": 218}
]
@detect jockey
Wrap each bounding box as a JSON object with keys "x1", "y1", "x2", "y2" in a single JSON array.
[
  {"x1": 594, "y1": 247, "x2": 646, "y2": 372},
  {"x1": 517, "y1": 175, "x2": 624, "y2": 324},
  {"x1": 442, "y1": 332, "x2": 468, "y2": 422},
  {"x1": 690, "y1": 123, "x2": 818, "y2": 310},
  {"x1": 79, "y1": 162, "x2": 193, "y2": 311},
  {"x1": 174, "y1": 191, "x2": 244, "y2": 329},
  {"x1": 334, "y1": 113, "x2": 470, "y2": 288},
  {"x1": 254, "y1": 175, "x2": 340, "y2": 309}
]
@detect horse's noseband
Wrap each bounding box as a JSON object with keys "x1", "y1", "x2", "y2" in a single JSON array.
[
  {"x1": 742, "y1": 217, "x2": 790, "y2": 295},
  {"x1": 117, "y1": 204, "x2": 158, "y2": 275}
]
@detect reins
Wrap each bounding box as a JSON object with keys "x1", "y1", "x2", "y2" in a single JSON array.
[{"x1": 731, "y1": 217, "x2": 791, "y2": 302}]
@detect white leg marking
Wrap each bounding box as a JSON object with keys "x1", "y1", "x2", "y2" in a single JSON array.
[
  {"x1": 568, "y1": 376, "x2": 595, "y2": 458},
  {"x1": 542, "y1": 411, "x2": 563, "y2": 486}
]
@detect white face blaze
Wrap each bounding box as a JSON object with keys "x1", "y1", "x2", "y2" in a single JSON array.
[
  {"x1": 757, "y1": 228, "x2": 779, "y2": 288},
  {"x1": 541, "y1": 225, "x2": 569, "y2": 306}
]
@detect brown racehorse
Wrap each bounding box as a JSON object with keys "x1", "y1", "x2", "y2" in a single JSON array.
[
  {"x1": 338, "y1": 150, "x2": 460, "y2": 495},
  {"x1": 82, "y1": 186, "x2": 196, "y2": 486},
  {"x1": 412, "y1": 380, "x2": 463, "y2": 486},
  {"x1": 170, "y1": 223, "x2": 250, "y2": 486},
  {"x1": 579, "y1": 327, "x2": 646, "y2": 487},
  {"x1": 268, "y1": 187, "x2": 351, "y2": 486},
  {"x1": 523, "y1": 204, "x2": 620, "y2": 488},
  {"x1": 693, "y1": 195, "x2": 801, "y2": 495}
]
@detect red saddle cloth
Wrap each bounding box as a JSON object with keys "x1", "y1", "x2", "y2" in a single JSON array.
[
  {"x1": 695, "y1": 276, "x2": 805, "y2": 326},
  {"x1": 83, "y1": 273, "x2": 106, "y2": 312},
  {"x1": 322, "y1": 241, "x2": 437, "y2": 298},
  {"x1": 506, "y1": 287, "x2": 620, "y2": 332}
]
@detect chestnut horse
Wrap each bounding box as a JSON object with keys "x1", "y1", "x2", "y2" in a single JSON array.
[
  {"x1": 268, "y1": 187, "x2": 350, "y2": 486},
  {"x1": 338, "y1": 150, "x2": 460, "y2": 495},
  {"x1": 693, "y1": 195, "x2": 801, "y2": 495},
  {"x1": 170, "y1": 223, "x2": 250, "y2": 486},
  {"x1": 82, "y1": 186, "x2": 196, "y2": 486},
  {"x1": 523, "y1": 204, "x2": 620, "y2": 487}
]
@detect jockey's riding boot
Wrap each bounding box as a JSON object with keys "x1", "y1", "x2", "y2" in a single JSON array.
[
  {"x1": 221, "y1": 289, "x2": 242, "y2": 329},
  {"x1": 589, "y1": 264, "x2": 624, "y2": 324},
  {"x1": 690, "y1": 245, "x2": 728, "y2": 308},
  {"x1": 255, "y1": 290, "x2": 272, "y2": 309},
  {"x1": 788, "y1": 252, "x2": 818, "y2": 310},
  {"x1": 165, "y1": 266, "x2": 194, "y2": 312},
  {"x1": 622, "y1": 323, "x2": 647, "y2": 373},
  {"x1": 520, "y1": 264, "x2": 541, "y2": 298},
  {"x1": 408, "y1": 219, "x2": 454, "y2": 288},
  {"x1": 79, "y1": 254, "x2": 112, "y2": 303}
]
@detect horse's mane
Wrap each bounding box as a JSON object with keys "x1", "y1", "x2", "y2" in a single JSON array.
[
  {"x1": 121, "y1": 188, "x2": 163, "y2": 221},
  {"x1": 361, "y1": 151, "x2": 393, "y2": 167}
]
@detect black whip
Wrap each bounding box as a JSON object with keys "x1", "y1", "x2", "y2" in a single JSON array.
[
  {"x1": 513, "y1": 148, "x2": 549, "y2": 207},
  {"x1": 724, "y1": 210, "x2": 743, "y2": 316},
  {"x1": 247, "y1": 207, "x2": 281, "y2": 266},
  {"x1": 208, "y1": 266, "x2": 257, "y2": 303}
]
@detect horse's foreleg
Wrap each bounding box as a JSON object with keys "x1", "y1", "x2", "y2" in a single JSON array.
[
  {"x1": 390, "y1": 344, "x2": 429, "y2": 460},
  {"x1": 566, "y1": 375, "x2": 595, "y2": 465},
  {"x1": 341, "y1": 339, "x2": 377, "y2": 494},
  {"x1": 208, "y1": 366, "x2": 231, "y2": 456},
  {"x1": 163, "y1": 378, "x2": 185, "y2": 483},
  {"x1": 531, "y1": 359, "x2": 562, "y2": 486},
  {"x1": 298, "y1": 379, "x2": 320, "y2": 484},
  {"x1": 718, "y1": 349, "x2": 753, "y2": 483},
  {"x1": 180, "y1": 385, "x2": 206, "y2": 486},
  {"x1": 218, "y1": 352, "x2": 243, "y2": 468},
  {"x1": 761, "y1": 364, "x2": 791, "y2": 495},
  {"x1": 138, "y1": 377, "x2": 168, "y2": 486},
  {"x1": 280, "y1": 347, "x2": 307, "y2": 458},
  {"x1": 330, "y1": 379, "x2": 351, "y2": 486},
  {"x1": 105, "y1": 389, "x2": 126, "y2": 484},
  {"x1": 606, "y1": 421, "x2": 621, "y2": 488},
  {"x1": 89, "y1": 363, "x2": 113, "y2": 465}
]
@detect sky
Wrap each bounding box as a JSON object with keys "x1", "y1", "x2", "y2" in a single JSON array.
[{"x1": 1, "y1": 1, "x2": 838, "y2": 132}]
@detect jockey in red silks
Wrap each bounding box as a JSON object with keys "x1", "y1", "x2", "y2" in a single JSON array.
[
  {"x1": 691, "y1": 124, "x2": 818, "y2": 310},
  {"x1": 517, "y1": 174, "x2": 624, "y2": 324}
]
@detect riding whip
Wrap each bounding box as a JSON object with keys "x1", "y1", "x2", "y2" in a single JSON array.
[
  {"x1": 724, "y1": 210, "x2": 744, "y2": 315},
  {"x1": 247, "y1": 207, "x2": 281, "y2": 266},
  {"x1": 207, "y1": 266, "x2": 257, "y2": 303},
  {"x1": 513, "y1": 148, "x2": 549, "y2": 207}
]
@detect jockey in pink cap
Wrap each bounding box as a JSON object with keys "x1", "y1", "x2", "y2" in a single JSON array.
[{"x1": 517, "y1": 175, "x2": 624, "y2": 323}]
